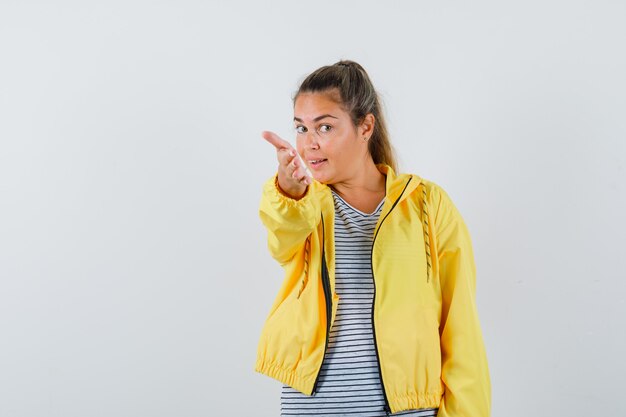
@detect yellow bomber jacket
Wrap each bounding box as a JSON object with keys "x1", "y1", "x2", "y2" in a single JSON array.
[{"x1": 254, "y1": 164, "x2": 491, "y2": 416}]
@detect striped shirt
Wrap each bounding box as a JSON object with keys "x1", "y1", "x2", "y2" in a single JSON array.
[{"x1": 281, "y1": 189, "x2": 439, "y2": 417}]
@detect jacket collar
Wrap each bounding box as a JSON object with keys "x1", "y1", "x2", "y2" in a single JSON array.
[{"x1": 376, "y1": 163, "x2": 421, "y2": 205}]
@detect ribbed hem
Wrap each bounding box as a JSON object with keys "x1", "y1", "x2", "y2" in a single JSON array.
[
  {"x1": 255, "y1": 359, "x2": 317, "y2": 395},
  {"x1": 388, "y1": 390, "x2": 443, "y2": 414}
]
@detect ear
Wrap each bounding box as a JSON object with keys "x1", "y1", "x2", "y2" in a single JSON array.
[{"x1": 359, "y1": 113, "x2": 376, "y2": 138}]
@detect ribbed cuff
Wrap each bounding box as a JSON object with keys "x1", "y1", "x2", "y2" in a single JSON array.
[{"x1": 275, "y1": 175, "x2": 308, "y2": 201}]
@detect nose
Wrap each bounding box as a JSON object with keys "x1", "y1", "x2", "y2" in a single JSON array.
[{"x1": 303, "y1": 130, "x2": 320, "y2": 150}]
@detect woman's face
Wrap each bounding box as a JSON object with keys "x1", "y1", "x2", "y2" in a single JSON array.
[{"x1": 294, "y1": 90, "x2": 371, "y2": 185}]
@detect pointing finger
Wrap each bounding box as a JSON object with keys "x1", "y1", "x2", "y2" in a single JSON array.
[{"x1": 261, "y1": 130, "x2": 293, "y2": 151}]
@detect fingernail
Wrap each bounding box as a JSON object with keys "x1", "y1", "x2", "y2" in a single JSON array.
[{"x1": 289, "y1": 150, "x2": 295, "y2": 157}]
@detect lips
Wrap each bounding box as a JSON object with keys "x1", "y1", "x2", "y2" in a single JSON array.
[{"x1": 309, "y1": 158, "x2": 327, "y2": 166}]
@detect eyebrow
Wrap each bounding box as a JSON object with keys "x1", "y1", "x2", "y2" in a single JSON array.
[{"x1": 293, "y1": 114, "x2": 339, "y2": 123}]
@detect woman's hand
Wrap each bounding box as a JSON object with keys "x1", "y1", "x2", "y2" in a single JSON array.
[{"x1": 262, "y1": 130, "x2": 312, "y2": 199}]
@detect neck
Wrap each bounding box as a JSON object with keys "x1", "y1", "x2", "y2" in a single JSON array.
[{"x1": 330, "y1": 159, "x2": 386, "y2": 198}]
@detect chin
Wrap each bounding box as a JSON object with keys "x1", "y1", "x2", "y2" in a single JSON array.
[
  {"x1": 311, "y1": 172, "x2": 328, "y2": 184},
  {"x1": 311, "y1": 166, "x2": 335, "y2": 185}
]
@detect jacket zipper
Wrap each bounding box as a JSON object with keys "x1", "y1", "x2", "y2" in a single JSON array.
[
  {"x1": 311, "y1": 214, "x2": 332, "y2": 395},
  {"x1": 371, "y1": 177, "x2": 413, "y2": 414}
]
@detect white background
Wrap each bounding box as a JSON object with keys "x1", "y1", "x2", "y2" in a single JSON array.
[{"x1": 1, "y1": 1, "x2": 625, "y2": 416}]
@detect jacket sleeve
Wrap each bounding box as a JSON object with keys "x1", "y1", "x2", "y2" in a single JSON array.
[
  {"x1": 258, "y1": 173, "x2": 321, "y2": 265},
  {"x1": 431, "y1": 184, "x2": 491, "y2": 417}
]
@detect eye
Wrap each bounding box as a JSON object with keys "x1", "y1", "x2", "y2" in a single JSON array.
[
  {"x1": 318, "y1": 124, "x2": 332, "y2": 134},
  {"x1": 295, "y1": 125, "x2": 307, "y2": 134}
]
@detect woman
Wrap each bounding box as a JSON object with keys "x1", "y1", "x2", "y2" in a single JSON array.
[{"x1": 255, "y1": 60, "x2": 491, "y2": 416}]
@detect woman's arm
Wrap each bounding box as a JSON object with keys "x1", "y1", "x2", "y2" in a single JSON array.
[
  {"x1": 431, "y1": 184, "x2": 491, "y2": 417},
  {"x1": 259, "y1": 130, "x2": 318, "y2": 265},
  {"x1": 259, "y1": 173, "x2": 320, "y2": 265}
]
